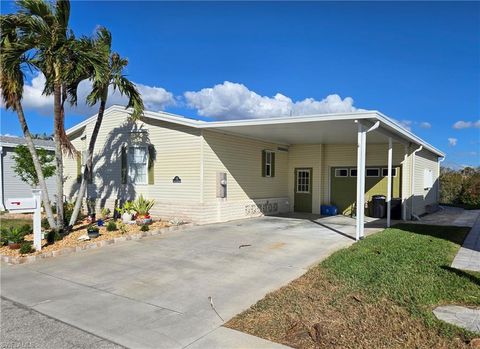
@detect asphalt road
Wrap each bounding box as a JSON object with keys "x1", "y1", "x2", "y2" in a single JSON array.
[{"x1": 0, "y1": 298, "x2": 123, "y2": 349}]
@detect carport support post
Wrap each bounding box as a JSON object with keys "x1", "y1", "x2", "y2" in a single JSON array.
[
  {"x1": 356, "y1": 122, "x2": 366, "y2": 241},
  {"x1": 386, "y1": 137, "x2": 392, "y2": 228}
]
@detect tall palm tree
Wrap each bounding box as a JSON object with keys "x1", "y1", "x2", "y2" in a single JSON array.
[
  {"x1": 68, "y1": 27, "x2": 144, "y2": 228},
  {"x1": 0, "y1": 14, "x2": 57, "y2": 229},
  {"x1": 13, "y1": 0, "x2": 106, "y2": 231}
]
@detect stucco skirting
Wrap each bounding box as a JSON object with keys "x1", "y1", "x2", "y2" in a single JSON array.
[{"x1": 0, "y1": 223, "x2": 195, "y2": 265}]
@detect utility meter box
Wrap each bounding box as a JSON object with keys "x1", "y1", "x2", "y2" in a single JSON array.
[
  {"x1": 6, "y1": 197, "x2": 37, "y2": 212},
  {"x1": 216, "y1": 172, "x2": 227, "y2": 198}
]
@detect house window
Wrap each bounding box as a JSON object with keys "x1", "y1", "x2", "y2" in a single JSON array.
[
  {"x1": 335, "y1": 168, "x2": 348, "y2": 177},
  {"x1": 382, "y1": 168, "x2": 397, "y2": 177},
  {"x1": 350, "y1": 169, "x2": 357, "y2": 177},
  {"x1": 128, "y1": 147, "x2": 148, "y2": 184},
  {"x1": 262, "y1": 150, "x2": 275, "y2": 177},
  {"x1": 366, "y1": 168, "x2": 380, "y2": 177},
  {"x1": 296, "y1": 169, "x2": 310, "y2": 193}
]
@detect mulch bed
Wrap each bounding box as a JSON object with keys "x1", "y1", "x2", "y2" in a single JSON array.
[{"x1": 1, "y1": 216, "x2": 192, "y2": 264}]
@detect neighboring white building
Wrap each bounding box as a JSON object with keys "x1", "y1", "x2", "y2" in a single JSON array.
[
  {"x1": 64, "y1": 105, "x2": 444, "y2": 238},
  {"x1": 0, "y1": 136, "x2": 57, "y2": 211}
]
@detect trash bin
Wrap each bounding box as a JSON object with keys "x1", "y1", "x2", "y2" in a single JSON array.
[
  {"x1": 371, "y1": 195, "x2": 386, "y2": 218},
  {"x1": 391, "y1": 198, "x2": 402, "y2": 220}
]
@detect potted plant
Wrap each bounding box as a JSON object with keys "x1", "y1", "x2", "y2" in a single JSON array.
[
  {"x1": 2, "y1": 227, "x2": 27, "y2": 250},
  {"x1": 87, "y1": 225, "x2": 100, "y2": 239},
  {"x1": 116, "y1": 201, "x2": 135, "y2": 223},
  {"x1": 132, "y1": 195, "x2": 155, "y2": 225}
]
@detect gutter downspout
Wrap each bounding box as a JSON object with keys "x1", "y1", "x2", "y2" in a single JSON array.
[
  {"x1": 0, "y1": 146, "x2": 5, "y2": 211},
  {"x1": 410, "y1": 145, "x2": 423, "y2": 220},
  {"x1": 438, "y1": 156, "x2": 445, "y2": 208}
]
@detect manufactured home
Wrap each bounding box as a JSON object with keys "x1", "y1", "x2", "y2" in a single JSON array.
[
  {"x1": 0, "y1": 136, "x2": 57, "y2": 211},
  {"x1": 64, "y1": 105, "x2": 444, "y2": 239}
]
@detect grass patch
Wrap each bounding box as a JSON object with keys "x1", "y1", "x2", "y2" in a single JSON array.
[
  {"x1": 227, "y1": 224, "x2": 479, "y2": 348},
  {"x1": 1, "y1": 217, "x2": 32, "y2": 230}
]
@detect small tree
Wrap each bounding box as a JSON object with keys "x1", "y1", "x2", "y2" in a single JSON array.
[{"x1": 12, "y1": 145, "x2": 55, "y2": 187}]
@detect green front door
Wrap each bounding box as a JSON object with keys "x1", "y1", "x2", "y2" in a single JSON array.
[{"x1": 294, "y1": 168, "x2": 312, "y2": 213}]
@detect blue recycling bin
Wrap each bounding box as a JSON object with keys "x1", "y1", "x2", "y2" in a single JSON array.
[{"x1": 321, "y1": 205, "x2": 338, "y2": 216}]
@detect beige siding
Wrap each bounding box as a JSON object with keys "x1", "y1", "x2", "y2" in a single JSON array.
[
  {"x1": 64, "y1": 109, "x2": 201, "y2": 218},
  {"x1": 410, "y1": 148, "x2": 439, "y2": 216},
  {"x1": 202, "y1": 130, "x2": 289, "y2": 201}
]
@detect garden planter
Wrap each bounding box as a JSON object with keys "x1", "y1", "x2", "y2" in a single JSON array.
[
  {"x1": 122, "y1": 212, "x2": 133, "y2": 223},
  {"x1": 8, "y1": 242, "x2": 21, "y2": 250},
  {"x1": 136, "y1": 217, "x2": 153, "y2": 225},
  {"x1": 87, "y1": 228, "x2": 100, "y2": 239}
]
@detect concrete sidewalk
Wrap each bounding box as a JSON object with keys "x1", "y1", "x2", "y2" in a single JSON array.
[
  {"x1": 451, "y1": 213, "x2": 480, "y2": 272},
  {"x1": 1, "y1": 216, "x2": 358, "y2": 349}
]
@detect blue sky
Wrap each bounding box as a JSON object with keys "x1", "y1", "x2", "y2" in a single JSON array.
[{"x1": 1, "y1": 1, "x2": 479, "y2": 168}]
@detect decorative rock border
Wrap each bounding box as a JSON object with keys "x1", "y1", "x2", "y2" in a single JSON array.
[{"x1": 1, "y1": 223, "x2": 195, "y2": 265}]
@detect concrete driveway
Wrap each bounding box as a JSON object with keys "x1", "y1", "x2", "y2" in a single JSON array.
[{"x1": 1, "y1": 216, "x2": 360, "y2": 349}]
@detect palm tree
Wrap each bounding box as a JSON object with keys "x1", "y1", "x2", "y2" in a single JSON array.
[
  {"x1": 0, "y1": 14, "x2": 57, "y2": 229},
  {"x1": 68, "y1": 27, "x2": 144, "y2": 228},
  {"x1": 12, "y1": 0, "x2": 106, "y2": 231}
]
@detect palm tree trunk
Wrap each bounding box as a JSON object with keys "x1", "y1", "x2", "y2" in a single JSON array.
[
  {"x1": 15, "y1": 100, "x2": 57, "y2": 229},
  {"x1": 68, "y1": 95, "x2": 108, "y2": 228},
  {"x1": 53, "y1": 82, "x2": 64, "y2": 231}
]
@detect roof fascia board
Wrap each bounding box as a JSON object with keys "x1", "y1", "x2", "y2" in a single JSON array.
[{"x1": 0, "y1": 142, "x2": 55, "y2": 150}]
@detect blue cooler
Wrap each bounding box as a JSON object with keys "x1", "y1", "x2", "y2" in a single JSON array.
[{"x1": 321, "y1": 205, "x2": 338, "y2": 216}]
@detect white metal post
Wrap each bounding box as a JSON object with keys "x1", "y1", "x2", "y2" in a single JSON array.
[
  {"x1": 386, "y1": 138, "x2": 392, "y2": 227},
  {"x1": 32, "y1": 189, "x2": 42, "y2": 251},
  {"x1": 402, "y1": 145, "x2": 408, "y2": 221},
  {"x1": 356, "y1": 124, "x2": 362, "y2": 241},
  {"x1": 359, "y1": 128, "x2": 366, "y2": 238}
]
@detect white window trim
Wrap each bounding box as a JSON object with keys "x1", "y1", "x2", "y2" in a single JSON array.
[
  {"x1": 350, "y1": 168, "x2": 357, "y2": 177},
  {"x1": 264, "y1": 150, "x2": 273, "y2": 178},
  {"x1": 128, "y1": 146, "x2": 149, "y2": 185},
  {"x1": 366, "y1": 168, "x2": 380, "y2": 177},
  {"x1": 382, "y1": 167, "x2": 397, "y2": 177},
  {"x1": 296, "y1": 169, "x2": 311, "y2": 193},
  {"x1": 335, "y1": 168, "x2": 349, "y2": 177}
]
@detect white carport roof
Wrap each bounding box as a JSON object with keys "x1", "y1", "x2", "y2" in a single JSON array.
[{"x1": 66, "y1": 105, "x2": 444, "y2": 157}]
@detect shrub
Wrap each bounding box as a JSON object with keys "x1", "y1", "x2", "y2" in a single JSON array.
[
  {"x1": 41, "y1": 217, "x2": 49, "y2": 229},
  {"x1": 117, "y1": 222, "x2": 127, "y2": 234},
  {"x1": 132, "y1": 195, "x2": 155, "y2": 217},
  {"x1": 1, "y1": 227, "x2": 27, "y2": 244},
  {"x1": 140, "y1": 224, "x2": 149, "y2": 232},
  {"x1": 440, "y1": 167, "x2": 480, "y2": 209},
  {"x1": 46, "y1": 230, "x2": 62, "y2": 244},
  {"x1": 106, "y1": 221, "x2": 118, "y2": 231},
  {"x1": 19, "y1": 242, "x2": 34, "y2": 254},
  {"x1": 100, "y1": 207, "x2": 111, "y2": 219}
]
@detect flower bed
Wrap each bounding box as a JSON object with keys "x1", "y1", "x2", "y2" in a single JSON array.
[{"x1": 0, "y1": 218, "x2": 192, "y2": 264}]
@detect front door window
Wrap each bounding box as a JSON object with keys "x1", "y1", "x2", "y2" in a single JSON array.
[{"x1": 296, "y1": 169, "x2": 310, "y2": 193}]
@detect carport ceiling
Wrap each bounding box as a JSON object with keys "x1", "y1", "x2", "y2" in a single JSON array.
[{"x1": 205, "y1": 117, "x2": 397, "y2": 145}]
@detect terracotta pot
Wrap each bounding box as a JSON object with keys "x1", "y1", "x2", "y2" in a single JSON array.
[{"x1": 8, "y1": 243, "x2": 21, "y2": 250}]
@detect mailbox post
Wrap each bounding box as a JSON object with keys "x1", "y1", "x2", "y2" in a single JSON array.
[{"x1": 6, "y1": 190, "x2": 43, "y2": 251}]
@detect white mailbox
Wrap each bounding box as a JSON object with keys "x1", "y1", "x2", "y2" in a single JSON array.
[
  {"x1": 6, "y1": 197, "x2": 37, "y2": 212},
  {"x1": 5, "y1": 190, "x2": 42, "y2": 251}
]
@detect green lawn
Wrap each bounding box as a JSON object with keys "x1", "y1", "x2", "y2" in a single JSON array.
[
  {"x1": 227, "y1": 224, "x2": 479, "y2": 349},
  {"x1": 1, "y1": 217, "x2": 33, "y2": 230}
]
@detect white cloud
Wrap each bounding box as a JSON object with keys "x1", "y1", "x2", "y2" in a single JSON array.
[
  {"x1": 393, "y1": 119, "x2": 412, "y2": 131},
  {"x1": 184, "y1": 81, "x2": 362, "y2": 120},
  {"x1": 453, "y1": 120, "x2": 480, "y2": 129},
  {"x1": 419, "y1": 122, "x2": 431, "y2": 129},
  {"x1": 3, "y1": 72, "x2": 175, "y2": 117},
  {"x1": 448, "y1": 137, "x2": 457, "y2": 146}
]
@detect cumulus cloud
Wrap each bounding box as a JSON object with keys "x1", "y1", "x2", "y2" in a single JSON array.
[
  {"x1": 184, "y1": 81, "x2": 362, "y2": 120},
  {"x1": 419, "y1": 122, "x2": 431, "y2": 129},
  {"x1": 453, "y1": 120, "x2": 480, "y2": 129},
  {"x1": 3, "y1": 72, "x2": 175, "y2": 117},
  {"x1": 448, "y1": 138, "x2": 457, "y2": 146}
]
